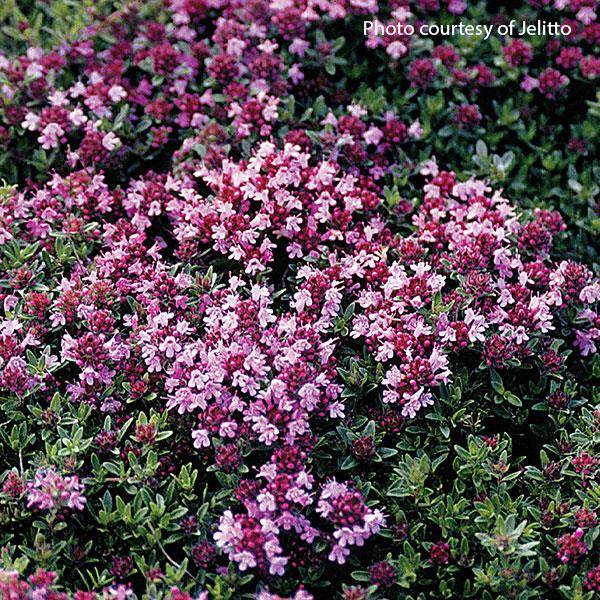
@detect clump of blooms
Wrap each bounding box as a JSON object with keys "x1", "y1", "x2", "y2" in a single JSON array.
[
  {"x1": 556, "y1": 528, "x2": 588, "y2": 564},
  {"x1": 0, "y1": 569, "x2": 208, "y2": 599},
  {"x1": 26, "y1": 468, "x2": 86, "y2": 512},
  {"x1": 585, "y1": 565, "x2": 600, "y2": 592},
  {"x1": 316, "y1": 480, "x2": 386, "y2": 564},
  {"x1": 2, "y1": 471, "x2": 23, "y2": 497},
  {"x1": 167, "y1": 141, "x2": 384, "y2": 270},
  {"x1": 429, "y1": 541, "x2": 451, "y2": 565},
  {"x1": 537, "y1": 68, "x2": 570, "y2": 98},
  {"x1": 164, "y1": 279, "x2": 344, "y2": 449},
  {"x1": 572, "y1": 451, "x2": 599, "y2": 486},
  {"x1": 368, "y1": 560, "x2": 397, "y2": 589},
  {"x1": 503, "y1": 39, "x2": 534, "y2": 66},
  {"x1": 339, "y1": 162, "x2": 598, "y2": 419},
  {"x1": 0, "y1": 0, "x2": 598, "y2": 597},
  {"x1": 256, "y1": 587, "x2": 313, "y2": 600},
  {"x1": 454, "y1": 104, "x2": 482, "y2": 129},
  {"x1": 0, "y1": 570, "x2": 62, "y2": 600},
  {"x1": 214, "y1": 510, "x2": 288, "y2": 575}
]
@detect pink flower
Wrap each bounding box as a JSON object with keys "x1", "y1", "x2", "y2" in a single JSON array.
[
  {"x1": 401, "y1": 388, "x2": 433, "y2": 418},
  {"x1": 520, "y1": 75, "x2": 539, "y2": 92},
  {"x1": 577, "y1": 7, "x2": 596, "y2": 24},
  {"x1": 328, "y1": 544, "x2": 350, "y2": 564},
  {"x1": 159, "y1": 336, "x2": 182, "y2": 358},
  {"x1": 102, "y1": 132, "x2": 121, "y2": 151},
  {"x1": 363, "y1": 126, "x2": 383, "y2": 145},
  {"x1": 22, "y1": 112, "x2": 40, "y2": 131},
  {"x1": 448, "y1": 0, "x2": 467, "y2": 14},
  {"x1": 289, "y1": 38, "x2": 310, "y2": 57},
  {"x1": 38, "y1": 123, "x2": 64, "y2": 149},
  {"x1": 386, "y1": 41, "x2": 407, "y2": 60},
  {"x1": 288, "y1": 64, "x2": 304, "y2": 85},
  {"x1": 574, "y1": 329, "x2": 597, "y2": 356},
  {"x1": 108, "y1": 85, "x2": 127, "y2": 102},
  {"x1": 408, "y1": 120, "x2": 423, "y2": 139}
]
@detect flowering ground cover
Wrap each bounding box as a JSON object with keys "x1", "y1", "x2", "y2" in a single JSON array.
[{"x1": 0, "y1": 0, "x2": 598, "y2": 598}]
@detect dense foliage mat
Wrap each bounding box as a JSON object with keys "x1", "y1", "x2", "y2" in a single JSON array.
[{"x1": 0, "y1": 0, "x2": 598, "y2": 598}]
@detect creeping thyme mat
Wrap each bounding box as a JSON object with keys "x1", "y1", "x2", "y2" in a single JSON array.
[{"x1": 0, "y1": 0, "x2": 599, "y2": 599}]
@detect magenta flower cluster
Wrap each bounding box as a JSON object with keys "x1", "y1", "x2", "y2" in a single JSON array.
[
  {"x1": 26, "y1": 468, "x2": 86, "y2": 513},
  {"x1": 556, "y1": 527, "x2": 588, "y2": 564},
  {"x1": 0, "y1": 0, "x2": 597, "y2": 597},
  {"x1": 2, "y1": 147, "x2": 596, "y2": 584},
  {"x1": 0, "y1": 568, "x2": 207, "y2": 600}
]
